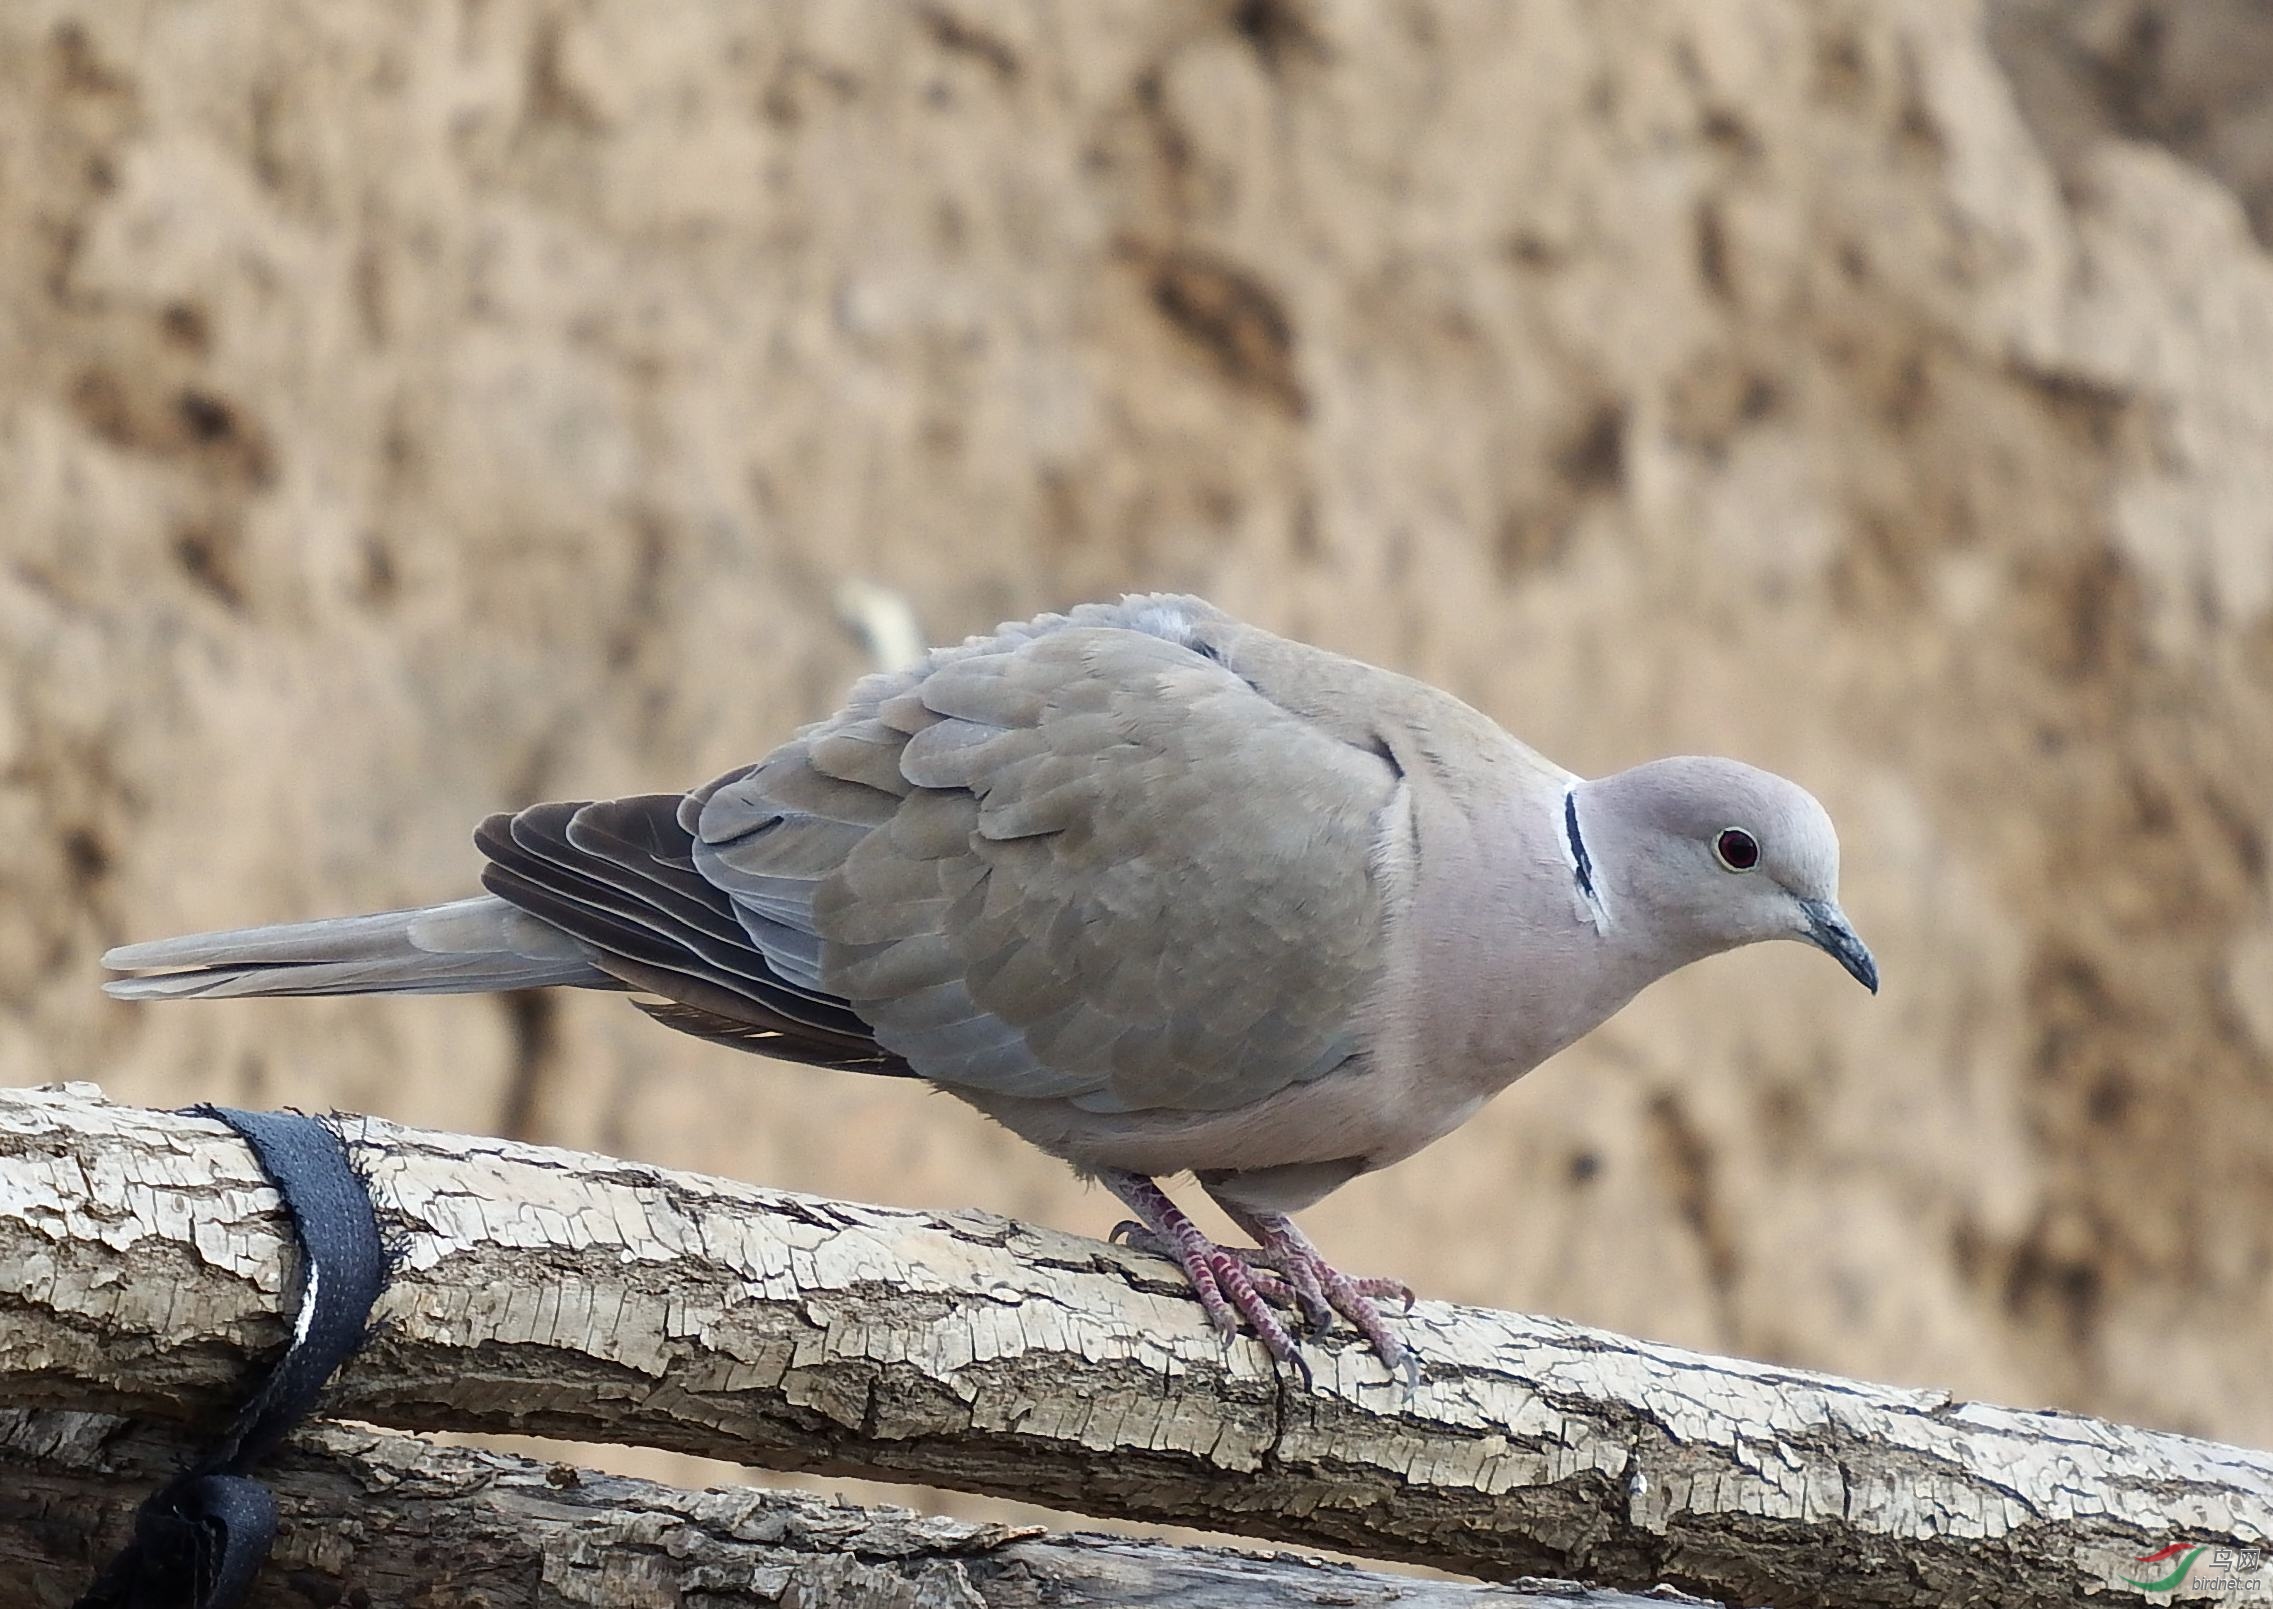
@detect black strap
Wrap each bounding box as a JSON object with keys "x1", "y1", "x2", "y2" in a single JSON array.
[{"x1": 76, "y1": 1107, "x2": 385, "y2": 1609}]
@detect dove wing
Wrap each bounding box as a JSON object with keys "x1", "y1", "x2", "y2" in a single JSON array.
[{"x1": 689, "y1": 598, "x2": 1405, "y2": 1114}]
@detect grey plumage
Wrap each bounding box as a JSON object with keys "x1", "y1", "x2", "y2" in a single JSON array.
[
  {"x1": 104, "y1": 592, "x2": 1877, "y2": 1381},
  {"x1": 102, "y1": 896, "x2": 611, "y2": 998}
]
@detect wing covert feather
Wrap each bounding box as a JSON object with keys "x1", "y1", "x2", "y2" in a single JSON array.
[{"x1": 692, "y1": 596, "x2": 1404, "y2": 1113}]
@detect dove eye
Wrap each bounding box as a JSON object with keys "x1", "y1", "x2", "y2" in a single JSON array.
[{"x1": 1714, "y1": 828, "x2": 1760, "y2": 872}]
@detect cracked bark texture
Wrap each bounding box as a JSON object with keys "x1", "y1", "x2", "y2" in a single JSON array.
[
  {"x1": 4, "y1": 1087, "x2": 2269, "y2": 1607},
  {"x1": 5, "y1": 1414, "x2": 1717, "y2": 1609}
]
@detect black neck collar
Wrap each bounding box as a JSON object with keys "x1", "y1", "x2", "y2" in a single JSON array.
[{"x1": 1562, "y1": 788, "x2": 1597, "y2": 902}]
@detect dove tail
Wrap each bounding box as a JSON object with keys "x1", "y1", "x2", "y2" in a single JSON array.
[{"x1": 101, "y1": 895, "x2": 617, "y2": 1001}]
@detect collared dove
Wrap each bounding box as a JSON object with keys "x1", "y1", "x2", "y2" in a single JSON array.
[{"x1": 104, "y1": 593, "x2": 1877, "y2": 1383}]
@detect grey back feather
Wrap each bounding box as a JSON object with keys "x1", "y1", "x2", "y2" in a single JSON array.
[{"x1": 687, "y1": 594, "x2": 1404, "y2": 1111}]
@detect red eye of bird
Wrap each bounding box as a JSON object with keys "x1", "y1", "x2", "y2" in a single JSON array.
[{"x1": 1714, "y1": 828, "x2": 1759, "y2": 872}]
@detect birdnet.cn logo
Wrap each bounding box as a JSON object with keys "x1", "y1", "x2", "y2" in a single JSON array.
[{"x1": 2118, "y1": 1543, "x2": 2268, "y2": 1597}]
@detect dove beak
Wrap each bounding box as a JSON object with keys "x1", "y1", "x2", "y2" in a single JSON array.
[{"x1": 1799, "y1": 899, "x2": 1878, "y2": 994}]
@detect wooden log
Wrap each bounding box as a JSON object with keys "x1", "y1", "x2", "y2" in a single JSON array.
[{"x1": 3, "y1": 1083, "x2": 2265, "y2": 1605}]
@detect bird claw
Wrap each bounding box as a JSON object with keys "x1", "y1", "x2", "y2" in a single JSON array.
[
  {"x1": 1235, "y1": 1213, "x2": 1420, "y2": 1388},
  {"x1": 1101, "y1": 1173, "x2": 1411, "y2": 1389},
  {"x1": 1194, "y1": 1245, "x2": 1313, "y2": 1387},
  {"x1": 1107, "y1": 1212, "x2": 1318, "y2": 1384},
  {"x1": 1112, "y1": 1225, "x2": 1337, "y2": 1332}
]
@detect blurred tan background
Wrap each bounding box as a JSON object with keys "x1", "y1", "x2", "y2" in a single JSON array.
[{"x1": 3, "y1": 0, "x2": 2271, "y2": 1496}]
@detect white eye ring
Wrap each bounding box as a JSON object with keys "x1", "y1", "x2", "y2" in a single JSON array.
[{"x1": 1713, "y1": 827, "x2": 1760, "y2": 873}]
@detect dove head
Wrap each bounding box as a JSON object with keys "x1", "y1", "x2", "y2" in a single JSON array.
[{"x1": 1576, "y1": 756, "x2": 1877, "y2": 992}]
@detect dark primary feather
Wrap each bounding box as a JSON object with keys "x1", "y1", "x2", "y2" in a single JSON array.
[{"x1": 473, "y1": 797, "x2": 909, "y2": 1073}]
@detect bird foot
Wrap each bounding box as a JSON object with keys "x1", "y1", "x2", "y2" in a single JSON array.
[
  {"x1": 1103, "y1": 1184, "x2": 1419, "y2": 1390},
  {"x1": 1250, "y1": 1227, "x2": 1418, "y2": 1391},
  {"x1": 1106, "y1": 1216, "x2": 1314, "y2": 1384},
  {"x1": 1111, "y1": 1222, "x2": 1391, "y2": 1329},
  {"x1": 1111, "y1": 1220, "x2": 1305, "y2": 1307}
]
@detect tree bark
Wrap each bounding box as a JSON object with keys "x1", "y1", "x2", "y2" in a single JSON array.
[
  {"x1": 3, "y1": 1083, "x2": 2268, "y2": 1608},
  {"x1": 3, "y1": 1410, "x2": 1712, "y2": 1609}
]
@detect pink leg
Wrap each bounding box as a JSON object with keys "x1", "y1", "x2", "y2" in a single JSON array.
[
  {"x1": 1100, "y1": 1172, "x2": 1313, "y2": 1385},
  {"x1": 1108, "y1": 1221, "x2": 1309, "y2": 1308},
  {"x1": 1215, "y1": 1202, "x2": 1419, "y2": 1389}
]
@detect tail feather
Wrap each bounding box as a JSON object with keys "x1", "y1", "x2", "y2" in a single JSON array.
[{"x1": 101, "y1": 895, "x2": 615, "y2": 1001}]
